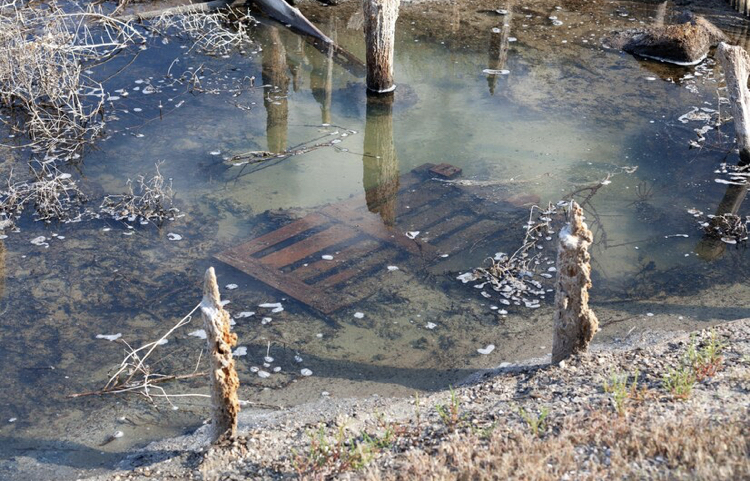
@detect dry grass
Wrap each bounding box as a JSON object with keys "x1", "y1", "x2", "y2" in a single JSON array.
[
  {"x1": 0, "y1": 0, "x2": 142, "y2": 160},
  {"x1": 152, "y1": 7, "x2": 255, "y2": 56},
  {"x1": 362, "y1": 409, "x2": 749, "y2": 481}
]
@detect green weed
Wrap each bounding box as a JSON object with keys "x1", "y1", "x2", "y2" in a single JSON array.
[{"x1": 518, "y1": 406, "x2": 549, "y2": 437}]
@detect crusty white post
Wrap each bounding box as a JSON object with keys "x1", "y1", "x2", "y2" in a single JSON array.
[
  {"x1": 201, "y1": 267, "x2": 240, "y2": 443},
  {"x1": 717, "y1": 42, "x2": 750, "y2": 165},
  {"x1": 363, "y1": 0, "x2": 400, "y2": 93},
  {"x1": 551, "y1": 202, "x2": 599, "y2": 364}
]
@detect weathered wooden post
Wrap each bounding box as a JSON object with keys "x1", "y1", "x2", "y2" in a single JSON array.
[
  {"x1": 551, "y1": 202, "x2": 599, "y2": 364},
  {"x1": 363, "y1": 0, "x2": 400, "y2": 93},
  {"x1": 717, "y1": 42, "x2": 750, "y2": 164},
  {"x1": 362, "y1": 95, "x2": 399, "y2": 225},
  {"x1": 201, "y1": 267, "x2": 240, "y2": 443}
]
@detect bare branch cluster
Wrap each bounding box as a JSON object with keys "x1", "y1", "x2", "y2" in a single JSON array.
[
  {"x1": 152, "y1": 7, "x2": 255, "y2": 56},
  {"x1": 0, "y1": 161, "x2": 87, "y2": 229},
  {"x1": 0, "y1": 0, "x2": 144, "y2": 161},
  {"x1": 100, "y1": 163, "x2": 177, "y2": 225}
]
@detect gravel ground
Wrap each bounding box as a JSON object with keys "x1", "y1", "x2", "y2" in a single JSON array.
[{"x1": 87, "y1": 318, "x2": 750, "y2": 480}]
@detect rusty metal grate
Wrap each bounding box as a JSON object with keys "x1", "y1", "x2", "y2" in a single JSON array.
[{"x1": 215, "y1": 163, "x2": 505, "y2": 314}]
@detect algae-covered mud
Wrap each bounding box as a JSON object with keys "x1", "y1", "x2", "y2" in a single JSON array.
[{"x1": 0, "y1": 0, "x2": 749, "y2": 478}]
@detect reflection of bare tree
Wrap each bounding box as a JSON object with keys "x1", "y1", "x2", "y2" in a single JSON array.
[
  {"x1": 259, "y1": 24, "x2": 290, "y2": 153},
  {"x1": 362, "y1": 95, "x2": 399, "y2": 226},
  {"x1": 695, "y1": 180, "x2": 748, "y2": 260},
  {"x1": 487, "y1": 3, "x2": 513, "y2": 95}
]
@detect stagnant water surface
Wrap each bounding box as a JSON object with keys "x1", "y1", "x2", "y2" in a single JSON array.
[{"x1": 1, "y1": 0, "x2": 749, "y2": 477}]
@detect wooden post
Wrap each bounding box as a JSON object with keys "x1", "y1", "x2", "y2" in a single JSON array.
[
  {"x1": 201, "y1": 267, "x2": 240, "y2": 443},
  {"x1": 362, "y1": 95, "x2": 399, "y2": 225},
  {"x1": 363, "y1": 0, "x2": 400, "y2": 94},
  {"x1": 551, "y1": 202, "x2": 599, "y2": 364},
  {"x1": 718, "y1": 43, "x2": 750, "y2": 164}
]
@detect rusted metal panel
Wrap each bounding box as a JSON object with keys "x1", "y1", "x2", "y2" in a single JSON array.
[{"x1": 429, "y1": 163, "x2": 462, "y2": 179}]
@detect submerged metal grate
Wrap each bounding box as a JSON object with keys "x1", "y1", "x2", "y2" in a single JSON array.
[{"x1": 215, "y1": 163, "x2": 507, "y2": 314}]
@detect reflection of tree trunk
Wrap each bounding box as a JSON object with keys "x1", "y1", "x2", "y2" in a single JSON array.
[
  {"x1": 654, "y1": 1, "x2": 667, "y2": 27},
  {"x1": 487, "y1": 3, "x2": 513, "y2": 95},
  {"x1": 260, "y1": 25, "x2": 290, "y2": 153},
  {"x1": 362, "y1": 95, "x2": 399, "y2": 226},
  {"x1": 309, "y1": 18, "x2": 336, "y2": 124},
  {"x1": 695, "y1": 182, "x2": 748, "y2": 260}
]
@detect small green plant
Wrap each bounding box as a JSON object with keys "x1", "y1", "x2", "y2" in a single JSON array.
[
  {"x1": 292, "y1": 423, "x2": 377, "y2": 477},
  {"x1": 436, "y1": 386, "x2": 464, "y2": 430},
  {"x1": 663, "y1": 366, "x2": 696, "y2": 400},
  {"x1": 518, "y1": 406, "x2": 549, "y2": 437},
  {"x1": 686, "y1": 331, "x2": 724, "y2": 381},
  {"x1": 470, "y1": 420, "x2": 498, "y2": 440},
  {"x1": 603, "y1": 369, "x2": 642, "y2": 415}
]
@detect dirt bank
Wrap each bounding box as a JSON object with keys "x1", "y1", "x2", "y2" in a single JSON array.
[{"x1": 79, "y1": 318, "x2": 749, "y2": 480}]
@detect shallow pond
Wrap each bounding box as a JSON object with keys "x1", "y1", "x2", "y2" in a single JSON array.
[{"x1": 0, "y1": 0, "x2": 749, "y2": 478}]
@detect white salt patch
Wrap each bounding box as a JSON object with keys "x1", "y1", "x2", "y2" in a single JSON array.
[
  {"x1": 167, "y1": 233, "x2": 182, "y2": 241},
  {"x1": 301, "y1": 368, "x2": 313, "y2": 376},
  {"x1": 264, "y1": 356, "x2": 274, "y2": 363},
  {"x1": 30, "y1": 236, "x2": 48, "y2": 246},
  {"x1": 477, "y1": 344, "x2": 496, "y2": 355},
  {"x1": 96, "y1": 333, "x2": 122, "y2": 341},
  {"x1": 250, "y1": 366, "x2": 259, "y2": 372},
  {"x1": 220, "y1": 300, "x2": 231, "y2": 307},
  {"x1": 353, "y1": 312, "x2": 365, "y2": 319},
  {"x1": 8, "y1": 418, "x2": 16, "y2": 423},
  {"x1": 233, "y1": 346, "x2": 247, "y2": 357},
  {"x1": 273, "y1": 366, "x2": 282, "y2": 372},
  {"x1": 321, "y1": 254, "x2": 334, "y2": 260},
  {"x1": 259, "y1": 302, "x2": 282, "y2": 309},
  {"x1": 294, "y1": 355, "x2": 303, "y2": 363},
  {"x1": 113, "y1": 431, "x2": 124, "y2": 439},
  {"x1": 425, "y1": 322, "x2": 437, "y2": 330},
  {"x1": 261, "y1": 317, "x2": 272, "y2": 324},
  {"x1": 236, "y1": 311, "x2": 255, "y2": 318},
  {"x1": 646, "y1": 312, "x2": 654, "y2": 317},
  {"x1": 387, "y1": 265, "x2": 399, "y2": 271},
  {"x1": 225, "y1": 284, "x2": 238, "y2": 290},
  {"x1": 210, "y1": 150, "x2": 221, "y2": 156},
  {"x1": 258, "y1": 371, "x2": 271, "y2": 378},
  {"x1": 457, "y1": 272, "x2": 476, "y2": 283},
  {"x1": 188, "y1": 329, "x2": 207, "y2": 339},
  {"x1": 316, "y1": 333, "x2": 323, "y2": 338},
  {"x1": 405, "y1": 231, "x2": 420, "y2": 239},
  {"x1": 482, "y1": 69, "x2": 510, "y2": 75}
]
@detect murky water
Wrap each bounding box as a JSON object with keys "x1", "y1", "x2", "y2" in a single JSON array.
[{"x1": 1, "y1": 0, "x2": 749, "y2": 478}]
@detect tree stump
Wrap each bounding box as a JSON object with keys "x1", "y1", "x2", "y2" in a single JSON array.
[
  {"x1": 201, "y1": 267, "x2": 240, "y2": 443},
  {"x1": 551, "y1": 202, "x2": 599, "y2": 364},
  {"x1": 363, "y1": 0, "x2": 400, "y2": 93},
  {"x1": 717, "y1": 42, "x2": 750, "y2": 165}
]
